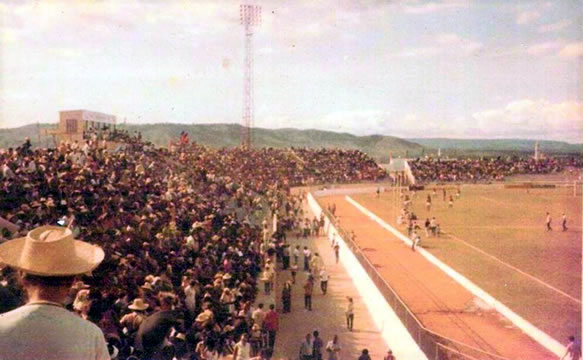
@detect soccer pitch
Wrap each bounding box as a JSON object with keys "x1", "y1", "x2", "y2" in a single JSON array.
[{"x1": 351, "y1": 183, "x2": 581, "y2": 343}]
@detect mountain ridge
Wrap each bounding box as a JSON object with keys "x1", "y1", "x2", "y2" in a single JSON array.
[{"x1": 0, "y1": 123, "x2": 580, "y2": 160}]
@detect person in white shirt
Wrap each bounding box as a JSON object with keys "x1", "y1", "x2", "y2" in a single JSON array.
[
  {"x1": 251, "y1": 303, "x2": 266, "y2": 330},
  {"x1": 183, "y1": 280, "x2": 197, "y2": 317},
  {"x1": 0, "y1": 225, "x2": 108, "y2": 360},
  {"x1": 233, "y1": 333, "x2": 252, "y2": 360},
  {"x1": 320, "y1": 269, "x2": 329, "y2": 295}
]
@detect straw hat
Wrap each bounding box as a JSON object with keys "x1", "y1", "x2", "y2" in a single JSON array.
[
  {"x1": 0, "y1": 226, "x2": 104, "y2": 276},
  {"x1": 128, "y1": 298, "x2": 149, "y2": 311},
  {"x1": 195, "y1": 309, "x2": 213, "y2": 323},
  {"x1": 140, "y1": 282, "x2": 153, "y2": 291}
]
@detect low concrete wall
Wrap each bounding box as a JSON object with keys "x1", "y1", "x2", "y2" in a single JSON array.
[{"x1": 307, "y1": 193, "x2": 428, "y2": 360}]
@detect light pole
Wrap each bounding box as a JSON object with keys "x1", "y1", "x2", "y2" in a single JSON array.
[{"x1": 240, "y1": 4, "x2": 261, "y2": 148}]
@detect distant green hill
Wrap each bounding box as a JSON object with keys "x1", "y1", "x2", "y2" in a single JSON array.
[
  {"x1": 120, "y1": 123, "x2": 424, "y2": 160},
  {"x1": 0, "y1": 123, "x2": 424, "y2": 160},
  {"x1": 408, "y1": 138, "x2": 582, "y2": 156},
  {"x1": 2, "y1": 124, "x2": 580, "y2": 160},
  {"x1": 0, "y1": 124, "x2": 56, "y2": 149}
]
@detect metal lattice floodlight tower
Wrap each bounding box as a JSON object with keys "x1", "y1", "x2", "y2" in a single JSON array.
[{"x1": 240, "y1": 4, "x2": 261, "y2": 148}]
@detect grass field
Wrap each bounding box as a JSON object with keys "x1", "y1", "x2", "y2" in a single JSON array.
[{"x1": 351, "y1": 181, "x2": 581, "y2": 344}]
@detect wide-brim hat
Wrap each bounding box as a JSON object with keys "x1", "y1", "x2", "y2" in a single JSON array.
[
  {"x1": 0, "y1": 226, "x2": 104, "y2": 276},
  {"x1": 195, "y1": 310, "x2": 213, "y2": 323},
  {"x1": 128, "y1": 298, "x2": 149, "y2": 311},
  {"x1": 140, "y1": 282, "x2": 153, "y2": 291}
]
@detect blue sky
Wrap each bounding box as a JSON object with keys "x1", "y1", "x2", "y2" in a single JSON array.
[{"x1": 0, "y1": 0, "x2": 581, "y2": 142}]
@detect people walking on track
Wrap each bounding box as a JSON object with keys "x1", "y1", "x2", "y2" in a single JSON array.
[
  {"x1": 346, "y1": 297, "x2": 354, "y2": 331},
  {"x1": 282, "y1": 281, "x2": 292, "y2": 312},
  {"x1": 561, "y1": 335, "x2": 581, "y2": 360},
  {"x1": 294, "y1": 245, "x2": 300, "y2": 265},
  {"x1": 299, "y1": 333, "x2": 313, "y2": 360},
  {"x1": 546, "y1": 212, "x2": 553, "y2": 231},
  {"x1": 325, "y1": 335, "x2": 341, "y2": 360},
  {"x1": 264, "y1": 304, "x2": 279, "y2": 349},
  {"x1": 384, "y1": 349, "x2": 396, "y2": 360},
  {"x1": 290, "y1": 263, "x2": 298, "y2": 284},
  {"x1": 358, "y1": 348, "x2": 371, "y2": 360},
  {"x1": 304, "y1": 276, "x2": 314, "y2": 311},
  {"x1": 312, "y1": 330, "x2": 324, "y2": 360},
  {"x1": 319, "y1": 269, "x2": 329, "y2": 295},
  {"x1": 303, "y1": 246, "x2": 311, "y2": 272},
  {"x1": 333, "y1": 242, "x2": 340, "y2": 264},
  {"x1": 562, "y1": 213, "x2": 568, "y2": 231},
  {"x1": 411, "y1": 232, "x2": 421, "y2": 252}
]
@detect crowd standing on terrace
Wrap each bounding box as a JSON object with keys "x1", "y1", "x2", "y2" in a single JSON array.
[
  {"x1": 409, "y1": 156, "x2": 581, "y2": 184},
  {"x1": 0, "y1": 133, "x2": 386, "y2": 360}
]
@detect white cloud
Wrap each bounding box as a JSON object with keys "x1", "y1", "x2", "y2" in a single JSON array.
[
  {"x1": 538, "y1": 19, "x2": 572, "y2": 33},
  {"x1": 397, "y1": 46, "x2": 439, "y2": 58},
  {"x1": 0, "y1": 29, "x2": 18, "y2": 45},
  {"x1": 558, "y1": 42, "x2": 583, "y2": 59},
  {"x1": 436, "y1": 33, "x2": 482, "y2": 54},
  {"x1": 526, "y1": 41, "x2": 562, "y2": 56},
  {"x1": 47, "y1": 47, "x2": 85, "y2": 58},
  {"x1": 397, "y1": 33, "x2": 482, "y2": 58},
  {"x1": 402, "y1": 1, "x2": 469, "y2": 14},
  {"x1": 472, "y1": 99, "x2": 583, "y2": 141},
  {"x1": 516, "y1": 10, "x2": 540, "y2": 25}
]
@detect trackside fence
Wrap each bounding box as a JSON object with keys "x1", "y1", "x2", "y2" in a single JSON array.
[{"x1": 317, "y1": 205, "x2": 509, "y2": 360}]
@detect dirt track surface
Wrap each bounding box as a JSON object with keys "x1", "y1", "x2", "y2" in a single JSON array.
[{"x1": 319, "y1": 195, "x2": 556, "y2": 360}]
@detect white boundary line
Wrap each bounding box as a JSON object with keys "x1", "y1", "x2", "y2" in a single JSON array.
[
  {"x1": 307, "y1": 193, "x2": 428, "y2": 360},
  {"x1": 345, "y1": 195, "x2": 566, "y2": 358},
  {"x1": 445, "y1": 232, "x2": 581, "y2": 304}
]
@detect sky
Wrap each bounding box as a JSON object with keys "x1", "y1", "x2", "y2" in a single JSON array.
[{"x1": 0, "y1": 0, "x2": 582, "y2": 142}]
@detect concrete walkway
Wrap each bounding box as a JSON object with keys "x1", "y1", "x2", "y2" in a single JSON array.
[{"x1": 272, "y1": 205, "x2": 389, "y2": 360}]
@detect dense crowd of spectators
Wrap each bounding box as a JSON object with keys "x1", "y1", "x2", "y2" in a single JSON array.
[
  {"x1": 0, "y1": 133, "x2": 386, "y2": 360},
  {"x1": 409, "y1": 157, "x2": 581, "y2": 184}
]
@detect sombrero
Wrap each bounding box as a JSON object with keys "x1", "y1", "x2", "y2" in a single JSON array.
[
  {"x1": 128, "y1": 298, "x2": 149, "y2": 311},
  {"x1": 0, "y1": 226, "x2": 104, "y2": 276}
]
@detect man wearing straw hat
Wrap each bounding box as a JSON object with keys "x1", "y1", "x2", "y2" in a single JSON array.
[{"x1": 0, "y1": 225, "x2": 108, "y2": 360}]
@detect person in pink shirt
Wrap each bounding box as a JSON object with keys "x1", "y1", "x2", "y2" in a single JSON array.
[{"x1": 263, "y1": 304, "x2": 279, "y2": 349}]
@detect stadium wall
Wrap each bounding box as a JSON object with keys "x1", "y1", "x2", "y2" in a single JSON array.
[
  {"x1": 345, "y1": 195, "x2": 566, "y2": 358},
  {"x1": 307, "y1": 192, "x2": 428, "y2": 360},
  {"x1": 404, "y1": 160, "x2": 416, "y2": 185}
]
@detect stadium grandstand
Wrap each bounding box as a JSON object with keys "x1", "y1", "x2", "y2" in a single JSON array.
[
  {"x1": 0, "y1": 131, "x2": 580, "y2": 359},
  {"x1": 0, "y1": 133, "x2": 390, "y2": 359}
]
